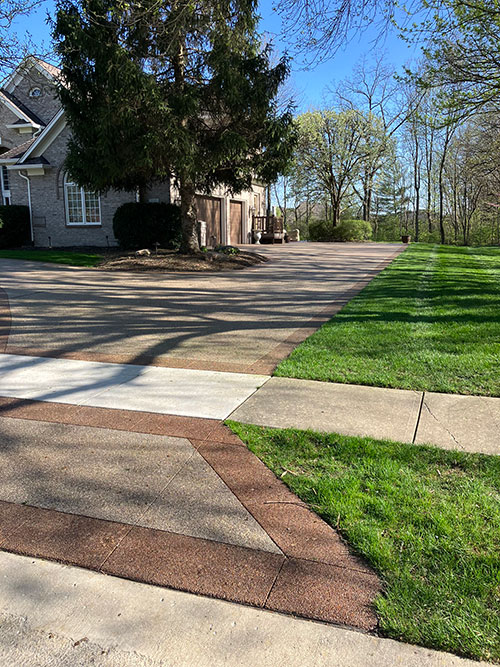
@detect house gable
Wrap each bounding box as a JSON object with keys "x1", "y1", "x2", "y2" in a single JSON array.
[{"x1": 1, "y1": 58, "x2": 62, "y2": 126}]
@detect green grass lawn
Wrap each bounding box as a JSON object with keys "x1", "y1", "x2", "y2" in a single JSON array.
[
  {"x1": 228, "y1": 421, "x2": 500, "y2": 663},
  {"x1": 275, "y1": 243, "x2": 500, "y2": 396},
  {"x1": 0, "y1": 249, "x2": 103, "y2": 267}
]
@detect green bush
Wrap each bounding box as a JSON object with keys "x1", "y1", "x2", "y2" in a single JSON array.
[
  {"x1": 332, "y1": 219, "x2": 373, "y2": 242},
  {"x1": 214, "y1": 244, "x2": 240, "y2": 255},
  {"x1": 113, "y1": 202, "x2": 182, "y2": 249},
  {"x1": 0, "y1": 205, "x2": 31, "y2": 248},
  {"x1": 309, "y1": 220, "x2": 335, "y2": 241},
  {"x1": 309, "y1": 218, "x2": 373, "y2": 242}
]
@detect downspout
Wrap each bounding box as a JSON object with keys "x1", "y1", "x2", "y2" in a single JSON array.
[
  {"x1": 17, "y1": 124, "x2": 43, "y2": 247},
  {"x1": 18, "y1": 170, "x2": 34, "y2": 245}
]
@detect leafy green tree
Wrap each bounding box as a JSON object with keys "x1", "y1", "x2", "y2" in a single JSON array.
[
  {"x1": 294, "y1": 109, "x2": 371, "y2": 227},
  {"x1": 53, "y1": 0, "x2": 295, "y2": 252},
  {"x1": 421, "y1": 1, "x2": 500, "y2": 116}
]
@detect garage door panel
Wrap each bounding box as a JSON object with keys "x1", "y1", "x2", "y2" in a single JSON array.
[
  {"x1": 229, "y1": 201, "x2": 243, "y2": 246},
  {"x1": 196, "y1": 196, "x2": 222, "y2": 246}
]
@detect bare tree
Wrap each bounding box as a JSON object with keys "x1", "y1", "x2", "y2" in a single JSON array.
[
  {"x1": 0, "y1": 0, "x2": 47, "y2": 75},
  {"x1": 334, "y1": 55, "x2": 421, "y2": 221}
]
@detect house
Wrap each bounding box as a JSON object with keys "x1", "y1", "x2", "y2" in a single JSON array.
[{"x1": 0, "y1": 57, "x2": 267, "y2": 248}]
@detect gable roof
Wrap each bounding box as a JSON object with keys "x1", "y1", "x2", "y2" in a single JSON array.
[
  {"x1": 0, "y1": 138, "x2": 37, "y2": 159},
  {"x1": 18, "y1": 108, "x2": 66, "y2": 164},
  {"x1": 2, "y1": 56, "x2": 62, "y2": 95},
  {"x1": 0, "y1": 57, "x2": 66, "y2": 169},
  {"x1": 35, "y1": 59, "x2": 62, "y2": 80},
  {"x1": 0, "y1": 89, "x2": 45, "y2": 126}
]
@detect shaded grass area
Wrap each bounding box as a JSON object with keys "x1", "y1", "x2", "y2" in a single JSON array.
[
  {"x1": 0, "y1": 249, "x2": 103, "y2": 267},
  {"x1": 228, "y1": 420, "x2": 500, "y2": 663},
  {"x1": 275, "y1": 244, "x2": 500, "y2": 396}
]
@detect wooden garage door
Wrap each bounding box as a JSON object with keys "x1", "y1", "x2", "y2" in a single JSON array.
[
  {"x1": 229, "y1": 200, "x2": 243, "y2": 245},
  {"x1": 196, "y1": 195, "x2": 221, "y2": 246}
]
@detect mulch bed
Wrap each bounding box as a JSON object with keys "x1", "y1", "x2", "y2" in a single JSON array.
[{"x1": 96, "y1": 249, "x2": 268, "y2": 272}]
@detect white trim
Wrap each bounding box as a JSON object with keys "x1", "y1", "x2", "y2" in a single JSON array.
[
  {"x1": 6, "y1": 123, "x2": 39, "y2": 130},
  {"x1": 64, "y1": 176, "x2": 102, "y2": 226},
  {"x1": 2, "y1": 57, "x2": 58, "y2": 95},
  {"x1": 1, "y1": 165, "x2": 10, "y2": 205},
  {"x1": 0, "y1": 93, "x2": 38, "y2": 126},
  {"x1": 7, "y1": 163, "x2": 48, "y2": 173},
  {"x1": 19, "y1": 109, "x2": 65, "y2": 163},
  {"x1": 18, "y1": 171, "x2": 34, "y2": 242}
]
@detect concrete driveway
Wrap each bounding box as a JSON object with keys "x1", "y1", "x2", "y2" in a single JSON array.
[{"x1": 0, "y1": 243, "x2": 403, "y2": 373}]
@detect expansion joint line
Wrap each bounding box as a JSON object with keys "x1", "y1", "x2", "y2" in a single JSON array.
[{"x1": 412, "y1": 392, "x2": 425, "y2": 444}]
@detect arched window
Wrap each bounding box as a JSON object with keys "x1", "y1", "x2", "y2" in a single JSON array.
[{"x1": 64, "y1": 176, "x2": 101, "y2": 226}]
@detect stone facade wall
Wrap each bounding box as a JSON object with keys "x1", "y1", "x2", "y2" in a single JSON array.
[
  {"x1": 11, "y1": 66, "x2": 61, "y2": 125},
  {"x1": 28, "y1": 127, "x2": 133, "y2": 247}
]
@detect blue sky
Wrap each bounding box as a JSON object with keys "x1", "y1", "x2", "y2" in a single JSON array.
[{"x1": 13, "y1": 0, "x2": 422, "y2": 108}]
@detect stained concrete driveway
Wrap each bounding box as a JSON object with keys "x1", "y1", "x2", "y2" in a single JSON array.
[{"x1": 0, "y1": 243, "x2": 403, "y2": 373}]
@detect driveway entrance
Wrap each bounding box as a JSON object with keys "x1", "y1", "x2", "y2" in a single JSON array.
[{"x1": 0, "y1": 243, "x2": 403, "y2": 374}]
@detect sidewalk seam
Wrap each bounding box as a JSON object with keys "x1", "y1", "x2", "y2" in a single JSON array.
[
  {"x1": 412, "y1": 392, "x2": 425, "y2": 444},
  {"x1": 263, "y1": 557, "x2": 286, "y2": 608},
  {"x1": 224, "y1": 375, "x2": 272, "y2": 421}
]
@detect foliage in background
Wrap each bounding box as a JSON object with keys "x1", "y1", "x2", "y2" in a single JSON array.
[
  {"x1": 0, "y1": 205, "x2": 30, "y2": 248},
  {"x1": 276, "y1": 244, "x2": 500, "y2": 396},
  {"x1": 229, "y1": 422, "x2": 500, "y2": 663},
  {"x1": 333, "y1": 219, "x2": 372, "y2": 241},
  {"x1": 309, "y1": 218, "x2": 372, "y2": 241},
  {"x1": 112, "y1": 202, "x2": 182, "y2": 250}
]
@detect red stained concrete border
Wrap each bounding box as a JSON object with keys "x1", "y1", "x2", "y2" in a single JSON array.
[
  {"x1": 0, "y1": 498, "x2": 378, "y2": 631},
  {"x1": 0, "y1": 399, "x2": 381, "y2": 631}
]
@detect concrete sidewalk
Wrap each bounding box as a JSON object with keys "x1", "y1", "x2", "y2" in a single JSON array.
[
  {"x1": 0, "y1": 551, "x2": 484, "y2": 667},
  {"x1": 0, "y1": 352, "x2": 498, "y2": 454},
  {"x1": 231, "y1": 377, "x2": 500, "y2": 456},
  {"x1": 0, "y1": 352, "x2": 495, "y2": 664}
]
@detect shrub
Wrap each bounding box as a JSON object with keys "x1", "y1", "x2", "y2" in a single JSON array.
[
  {"x1": 214, "y1": 244, "x2": 240, "y2": 255},
  {"x1": 0, "y1": 205, "x2": 31, "y2": 248},
  {"x1": 332, "y1": 219, "x2": 372, "y2": 242},
  {"x1": 309, "y1": 220, "x2": 335, "y2": 241},
  {"x1": 113, "y1": 202, "x2": 182, "y2": 249}
]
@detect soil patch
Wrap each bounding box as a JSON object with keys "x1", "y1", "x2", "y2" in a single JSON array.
[{"x1": 97, "y1": 249, "x2": 268, "y2": 272}]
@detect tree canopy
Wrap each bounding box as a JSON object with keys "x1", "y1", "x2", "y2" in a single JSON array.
[{"x1": 53, "y1": 0, "x2": 295, "y2": 252}]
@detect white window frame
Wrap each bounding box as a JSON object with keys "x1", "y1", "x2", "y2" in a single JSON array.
[
  {"x1": 64, "y1": 176, "x2": 101, "y2": 226},
  {"x1": 1, "y1": 166, "x2": 11, "y2": 205}
]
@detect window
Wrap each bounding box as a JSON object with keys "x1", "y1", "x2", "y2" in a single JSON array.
[
  {"x1": 29, "y1": 87, "x2": 42, "y2": 97},
  {"x1": 64, "y1": 177, "x2": 101, "y2": 225},
  {"x1": 1, "y1": 166, "x2": 10, "y2": 205}
]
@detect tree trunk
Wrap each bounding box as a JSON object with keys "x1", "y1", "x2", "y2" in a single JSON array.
[
  {"x1": 179, "y1": 179, "x2": 200, "y2": 254},
  {"x1": 438, "y1": 153, "x2": 446, "y2": 245},
  {"x1": 138, "y1": 185, "x2": 148, "y2": 202},
  {"x1": 427, "y1": 183, "x2": 432, "y2": 233},
  {"x1": 332, "y1": 201, "x2": 340, "y2": 227}
]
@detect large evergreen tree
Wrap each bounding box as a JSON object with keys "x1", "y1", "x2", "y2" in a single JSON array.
[{"x1": 53, "y1": 0, "x2": 294, "y2": 252}]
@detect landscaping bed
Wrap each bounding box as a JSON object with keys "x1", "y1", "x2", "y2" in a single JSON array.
[
  {"x1": 96, "y1": 248, "x2": 267, "y2": 272},
  {"x1": 228, "y1": 421, "x2": 500, "y2": 663},
  {"x1": 0, "y1": 248, "x2": 267, "y2": 272},
  {"x1": 276, "y1": 243, "x2": 500, "y2": 396}
]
